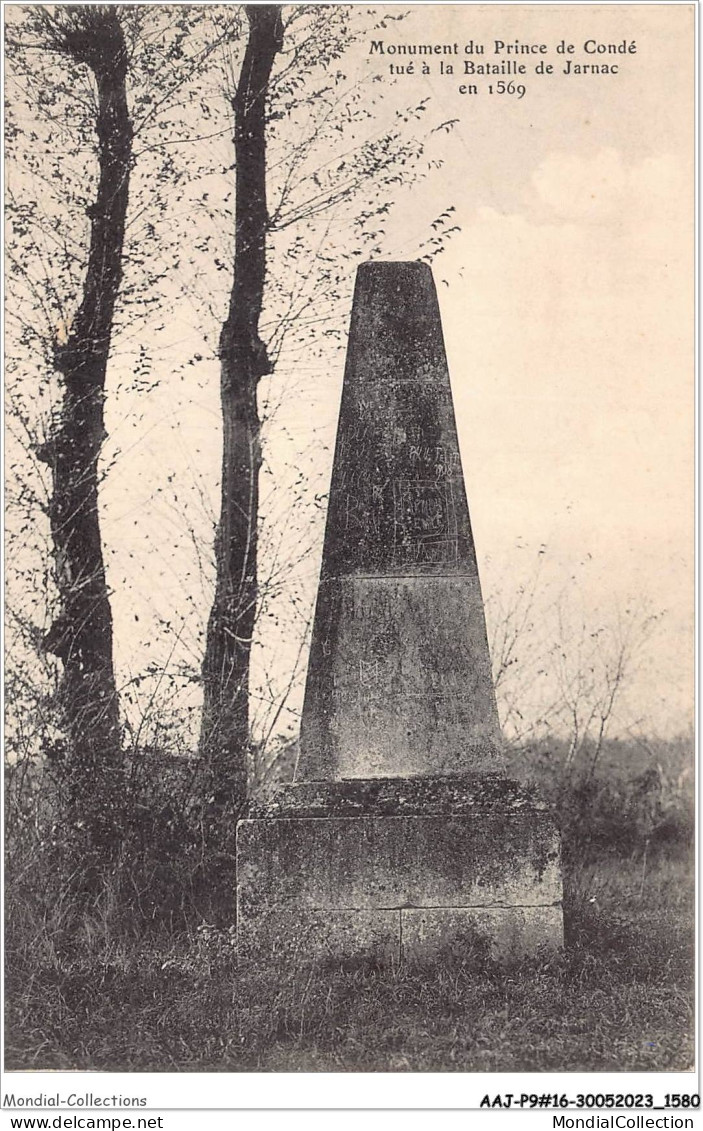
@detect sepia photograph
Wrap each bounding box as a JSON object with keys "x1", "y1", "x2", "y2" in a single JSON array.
[{"x1": 3, "y1": 0, "x2": 695, "y2": 1083}]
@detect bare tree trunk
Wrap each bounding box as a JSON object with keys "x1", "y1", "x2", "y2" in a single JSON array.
[
  {"x1": 199, "y1": 5, "x2": 283, "y2": 811},
  {"x1": 37, "y1": 9, "x2": 132, "y2": 838}
]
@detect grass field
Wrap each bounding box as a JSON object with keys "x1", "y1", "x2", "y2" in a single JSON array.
[{"x1": 5, "y1": 847, "x2": 693, "y2": 1072}]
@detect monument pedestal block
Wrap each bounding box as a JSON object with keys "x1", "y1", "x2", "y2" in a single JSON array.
[{"x1": 236, "y1": 777, "x2": 563, "y2": 965}]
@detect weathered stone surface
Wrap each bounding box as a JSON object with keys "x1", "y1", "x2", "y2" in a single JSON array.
[
  {"x1": 237, "y1": 809, "x2": 561, "y2": 918},
  {"x1": 297, "y1": 261, "x2": 502, "y2": 781},
  {"x1": 401, "y1": 906, "x2": 564, "y2": 962},
  {"x1": 236, "y1": 807, "x2": 562, "y2": 966},
  {"x1": 248, "y1": 775, "x2": 547, "y2": 819},
  {"x1": 238, "y1": 909, "x2": 400, "y2": 965},
  {"x1": 237, "y1": 906, "x2": 562, "y2": 966}
]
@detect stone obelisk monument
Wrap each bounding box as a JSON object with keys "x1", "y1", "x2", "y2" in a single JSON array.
[{"x1": 237, "y1": 262, "x2": 563, "y2": 964}]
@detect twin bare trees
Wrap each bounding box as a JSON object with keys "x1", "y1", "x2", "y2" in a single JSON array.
[
  {"x1": 8, "y1": 6, "x2": 283, "y2": 832},
  {"x1": 7, "y1": 4, "x2": 451, "y2": 839}
]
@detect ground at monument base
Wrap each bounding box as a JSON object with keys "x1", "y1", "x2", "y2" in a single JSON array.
[
  {"x1": 6, "y1": 838, "x2": 692, "y2": 1071},
  {"x1": 237, "y1": 776, "x2": 563, "y2": 964}
]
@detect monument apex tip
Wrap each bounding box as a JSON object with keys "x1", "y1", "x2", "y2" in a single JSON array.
[
  {"x1": 358, "y1": 259, "x2": 432, "y2": 274},
  {"x1": 352, "y1": 259, "x2": 437, "y2": 308}
]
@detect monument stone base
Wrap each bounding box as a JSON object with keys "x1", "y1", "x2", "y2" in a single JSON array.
[{"x1": 236, "y1": 776, "x2": 563, "y2": 966}]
